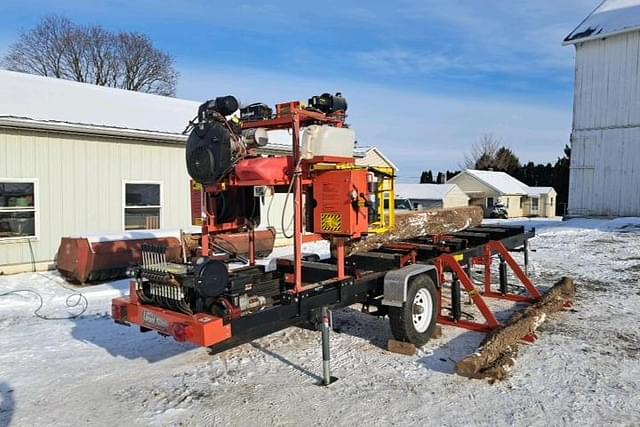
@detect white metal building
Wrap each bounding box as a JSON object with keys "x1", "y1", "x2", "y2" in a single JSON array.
[
  {"x1": 564, "y1": 0, "x2": 640, "y2": 216},
  {"x1": 0, "y1": 70, "x2": 201, "y2": 274},
  {"x1": 395, "y1": 184, "x2": 469, "y2": 210}
]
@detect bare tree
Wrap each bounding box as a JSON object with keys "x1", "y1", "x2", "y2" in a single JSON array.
[
  {"x1": 461, "y1": 134, "x2": 501, "y2": 169},
  {"x1": 2, "y1": 15, "x2": 178, "y2": 96},
  {"x1": 117, "y1": 32, "x2": 178, "y2": 96},
  {"x1": 86, "y1": 27, "x2": 119, "y2": 87},
  {"x1": 3, "y1": 16, "x2": 72, "y2": 78},
  {"x1": 460, "y1": 134, "x2": 521, "y2": 173}
]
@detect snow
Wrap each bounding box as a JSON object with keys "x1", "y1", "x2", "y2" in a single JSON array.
[
  {"x1": 564, "y1": 0, "x2": 640, "y2": 44},
  {"x1": 2, "y1": 218, "x2": 640, "y2": 425},
  {"x1": 395, "y1": 184, "x2": 460, "y2": 201},
  {"x1": 81, "y1": 227, "x2": 202, "y2": 243},
  {"x1": 0, "y1": 69, "x2": 199, "y2": 136}
]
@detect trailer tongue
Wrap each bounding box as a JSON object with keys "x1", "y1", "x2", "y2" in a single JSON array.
[{"x1": 111, "y1": 93, "x2": 574, "y2": 382}]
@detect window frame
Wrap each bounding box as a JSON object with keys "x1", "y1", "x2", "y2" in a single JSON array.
[
  {"x1": 0, "y1": 178, "x2": 39, "y2": 242},
  {"x1": 531, "y1": 197, "x2": 539, "y2": 211},
  {"x1": 122, "y1": 180, "x2": 163, "y2": 231}
]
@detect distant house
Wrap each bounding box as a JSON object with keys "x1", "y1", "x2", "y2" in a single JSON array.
[
  {"x1": 525, "y1": 186, "x2": 558, "y2": 218},
  {"x1": 395, "y1": 184, "x2": 469, "y2": 210},
  {"x1": 355, "y1": 146, "x2": 398, "y2": 171},
  {"x1": 448, "y1": 169, "x2": 557, "y2": 218},
  {"x1": 564, "y1": 0, "x2": 640, "y2": 216}
]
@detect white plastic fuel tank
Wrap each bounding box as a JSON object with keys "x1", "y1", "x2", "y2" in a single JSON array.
[{"x1": 300, "y1": 125, "x2": 355, "y2": 159}]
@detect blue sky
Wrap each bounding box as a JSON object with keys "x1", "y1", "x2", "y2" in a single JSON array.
[{"x1": 0, "y1": 0, "x2": 598, "y2": 180}]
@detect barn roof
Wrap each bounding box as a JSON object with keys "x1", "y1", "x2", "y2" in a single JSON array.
[
  {"x1": 395, "y1": 184, "x2": 467, "y2": 201},
  {"x1": 0, "y1": 69, "x2": 200, "y2": 141},
  {"x1": 564, "y1": 0, "x2": 640, "y2": 45}
]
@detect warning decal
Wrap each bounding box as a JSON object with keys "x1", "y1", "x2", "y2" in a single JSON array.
[{"x1": 321, "y1": 213, "x2": 342, "y2": 233}]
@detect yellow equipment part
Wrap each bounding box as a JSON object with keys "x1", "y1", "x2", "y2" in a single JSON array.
[{"x1": 367, "y1": 166, "x2": 395, "y2": 234}]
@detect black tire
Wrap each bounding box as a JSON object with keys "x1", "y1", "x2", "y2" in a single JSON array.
[{"x1": 389, "y1": 274, "x2": 438, "y2": 347}]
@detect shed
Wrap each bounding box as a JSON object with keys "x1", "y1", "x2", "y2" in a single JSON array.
[
  {"x1": 564, "y1": 0, "x2": 640, "y2": 216},
  {"x1": 395, "y1": 184, "x2": 469, "y2": 210}
]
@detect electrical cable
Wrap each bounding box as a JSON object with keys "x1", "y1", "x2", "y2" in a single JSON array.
[
  {"x1": 27, "y1": 238, "x2": 36, "y2": 273},
  {"x1": 0, "y1": 271, "x2": 89, "y2": 320},
  {"x1": 281, "y1": 157, "x2": 304, "y2": 239},
  {"x1": 0, "y1": 288, "x2": 88, "y2": 320},
  {"x1": 266, "y1": 187, "x2": 275, "y2": 228}
]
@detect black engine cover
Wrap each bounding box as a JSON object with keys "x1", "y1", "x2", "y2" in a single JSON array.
[
  {"x1": 186, "y1": 121, "x2": 233, "y2": 184},
  {"x1": 194, "y1": 260, "x2": 229, "y2": 298}
]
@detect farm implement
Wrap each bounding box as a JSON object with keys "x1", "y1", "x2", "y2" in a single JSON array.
[{"x1": 111, "y1": 93, "x2": 575, "y2": 382}]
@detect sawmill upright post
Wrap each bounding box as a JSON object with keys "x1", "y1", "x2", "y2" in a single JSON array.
[{"x1": 292, "y1": 113, "x2": 304, "y2": 293}]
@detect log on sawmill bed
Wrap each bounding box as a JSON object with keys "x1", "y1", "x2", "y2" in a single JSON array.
[
  {"x1": 455, "y1": 277, "x2": 576, "y2": 382},
  {"x1": 347, "y1": 206, "x2": 484, "y2": 255}
]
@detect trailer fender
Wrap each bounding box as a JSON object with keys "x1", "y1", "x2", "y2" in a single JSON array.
[{"x1": 382, "y1": 264, "x2": 438, "y2": 307}]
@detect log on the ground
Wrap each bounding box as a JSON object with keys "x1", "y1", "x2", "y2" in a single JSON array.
[
  {"x1": 347, "y1": 206, "x2": 483, "y2": 255},
  {"x1": 455, "y1": 277, "x2": 576, "y2": 381}
]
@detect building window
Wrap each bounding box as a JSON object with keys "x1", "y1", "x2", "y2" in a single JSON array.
[
  {"x1": 124, "y1": 182, "x2": 161, "y2": 230},
  {"x1": 487, "y1": 197, "x2": 494, "y2": 207},
  {"x1": 0, "y1": 181, "x2": 37, "y2": 240},
  {"x1": 532, "y1": 197, "x2": 539, "y2": 211}
]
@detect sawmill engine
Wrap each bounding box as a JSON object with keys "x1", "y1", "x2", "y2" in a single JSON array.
[
  {"x1": 130, "y1": 92, "x2": 366, "y2": 323},
  {"x1": 133, "y1": 95, "x2": 279, "y2": 320},
  {"x1": 186, "y1": 95, "x2": 268, "y2": 185}
]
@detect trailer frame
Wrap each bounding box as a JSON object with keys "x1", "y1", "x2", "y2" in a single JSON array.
[{"x1": 112, "y1": 224, "x2": 539, "y2": 352}]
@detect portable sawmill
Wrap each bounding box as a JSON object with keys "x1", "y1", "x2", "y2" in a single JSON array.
[{"x1": 111, "y1": 93, "x2": 574, "y2": 382}]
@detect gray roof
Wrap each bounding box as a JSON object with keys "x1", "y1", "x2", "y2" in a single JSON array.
[{"x1": 564, "y1": 0, "x2": 640, "y2": 45}]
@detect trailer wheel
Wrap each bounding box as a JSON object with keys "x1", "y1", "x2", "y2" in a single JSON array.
[{"x1": 389, "y1": 274, "x2": 437, "y2": 347}]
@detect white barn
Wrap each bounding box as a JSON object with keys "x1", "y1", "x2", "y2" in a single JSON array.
[{"x1": 564, "y1": 0, "x2": 640, "y2": 216}]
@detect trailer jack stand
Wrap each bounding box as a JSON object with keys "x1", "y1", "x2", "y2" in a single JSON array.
[{"x1": 317, "y1": 306, "x2": 338, "y2": 386}]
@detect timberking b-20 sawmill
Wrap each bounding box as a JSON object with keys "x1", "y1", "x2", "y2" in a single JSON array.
[{"x1": 111, "y1": 93, "x2": 575, "y2": 383}]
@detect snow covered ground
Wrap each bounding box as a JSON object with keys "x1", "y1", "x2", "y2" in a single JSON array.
[{"x1": 1, "y1": 218, "x2": 640, "y2": 426}]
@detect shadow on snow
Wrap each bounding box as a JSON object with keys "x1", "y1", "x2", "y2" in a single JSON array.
[{"x1": 70, "y1": 313, "x2": 195, "y2": 363}]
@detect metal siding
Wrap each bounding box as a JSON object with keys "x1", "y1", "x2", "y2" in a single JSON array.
[
  {"x1": 570, "y1": 31, "x2": 640, "y2": 216},
  {"x1": 0, "y1": 128, "x2": 191, "y2": 268},
  {"x1": 574, "y1": 32, "x2": 640, "y2": 131},
  {"x1": 570, "y1": 128, "x2": 640, "y2": 216}
]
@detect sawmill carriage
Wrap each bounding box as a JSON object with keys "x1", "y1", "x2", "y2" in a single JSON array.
[{"x1": 112, "y1": 92, "x2": 570, "y2": 382}]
